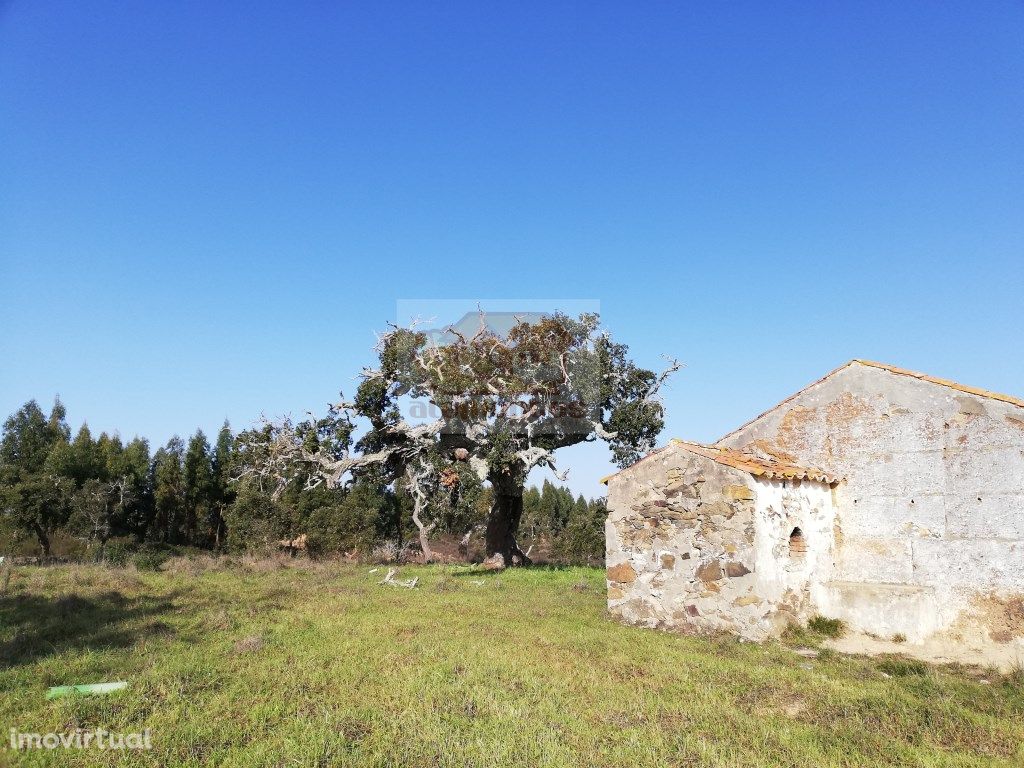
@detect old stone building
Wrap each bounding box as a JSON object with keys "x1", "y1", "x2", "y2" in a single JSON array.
[{"x1": 605, "y1": 360, "x2": 1024, "y2": 661}]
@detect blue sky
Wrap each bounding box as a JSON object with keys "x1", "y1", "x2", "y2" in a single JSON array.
[{"x1": 2, "y1": 2, "x2": 1022, "y2": 497}]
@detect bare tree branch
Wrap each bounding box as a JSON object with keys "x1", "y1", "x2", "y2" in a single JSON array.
[{"x1": 645, "y1": 356, "x2": 683, "y2": 403}]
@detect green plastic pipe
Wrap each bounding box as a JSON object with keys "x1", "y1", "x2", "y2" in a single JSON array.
[{"x1": 46, "y1": 682, "x2": 128, "y2": 699}]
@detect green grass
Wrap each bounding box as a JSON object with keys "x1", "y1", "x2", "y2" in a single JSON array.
[
  {"x1": 807, "y1": 615, "x2": 847, "y2": 639},
  {"x1": 0, "y1": 560, "x2": 1022, "y2": 767},
  {"x1": 782, "y1": 615, "x2": 849, "y2": 649}
]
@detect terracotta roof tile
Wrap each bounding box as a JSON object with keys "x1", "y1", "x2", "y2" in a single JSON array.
[
  {"x1": 669, "y1": 440, "x2": 840, "y2": 485},
  {"x1": 600, "y1": 439, "x2": 840, "y2": 485}
]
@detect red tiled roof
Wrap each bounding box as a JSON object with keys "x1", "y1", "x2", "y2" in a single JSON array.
[{"x1": 601, "y1": 439, "x2": 840, "y2": 485}]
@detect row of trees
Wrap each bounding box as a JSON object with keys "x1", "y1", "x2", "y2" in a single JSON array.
[
  {"x1": 2, "y1": 311, "x2": 667, "y2": 568},
  {"x1": 0, "y1": 398, "x2": 607, "y2": 564}
]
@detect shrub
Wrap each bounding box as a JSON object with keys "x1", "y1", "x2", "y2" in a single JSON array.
[
  {"x1": 371, "y1": 540, "x2": 401, "y2": 564},
  {"x1": 132, "y1": 546, "x2": 173, "y2": 571},
  {"x1": 102, "y1": 539, "x2": 137, "y2": 567},
  {"x1": 807, "y1": 615, "x2": 847, "y2": 638},
  {"x1": 305, "y1": 483, "x2": 386, "y2": 557},
  {"x1": 223, "y1": 487, "x2": 291, "y2": 553},
  {"x1": 551, "y1": 497, "x2": 606, "y2": 566}
]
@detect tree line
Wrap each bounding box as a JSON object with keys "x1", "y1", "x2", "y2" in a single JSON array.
[{"x1": 0, "y1": 398, "x2": 607, "y2": 565}]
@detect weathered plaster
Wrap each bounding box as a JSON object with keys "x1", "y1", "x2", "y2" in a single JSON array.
[
  {"x1": 715, "y1": 362, "x2": 1024, "y2": 653},
  {"x1": 606, "y1": 443, "x2": 837, "y2": 640},
  {"x1": 751, "y1": 478, "x2": 836, "y2": 625}
]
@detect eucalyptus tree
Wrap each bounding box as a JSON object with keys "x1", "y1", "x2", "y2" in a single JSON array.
[
  {"x1": 209, "y1": 421, "x2": 234, "y2": 548},
  {"x1": 63, "y1": 432, "x2": 151, "y2": 556},
  {"x1": 183, "y1": 430, "x2": 214, "y2": 546},
  {"x1": 0, "y1": 399, "x2": 72, "y2": 556},
  {"x1": 152, "y1": 437, "x2": 185, "y2": 543}
]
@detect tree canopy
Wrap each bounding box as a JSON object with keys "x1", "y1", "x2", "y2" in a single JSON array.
[{"x1": 239, "y1": 311, "x2": 676, "y2": 567}]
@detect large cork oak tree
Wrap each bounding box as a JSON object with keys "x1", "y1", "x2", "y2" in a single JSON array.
[{"x1": 238, "y1": 312, "x2": 677, "y2": 568}]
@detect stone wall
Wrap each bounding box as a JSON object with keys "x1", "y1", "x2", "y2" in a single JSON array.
[
  {"x1": 718, "y1": 362, "x2": 1024, "y2": 646},
  {"x1": 606, "y1": 445, "x2": 832, "y2": 640}
]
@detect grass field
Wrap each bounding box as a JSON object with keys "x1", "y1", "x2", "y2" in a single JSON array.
[{"x1": 1, "y1": 559, "x2": 1022, "y2": 767}]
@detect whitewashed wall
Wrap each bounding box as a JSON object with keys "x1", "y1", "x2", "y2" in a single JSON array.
[{"x1": 718, "y1": 362, "x2": 1024, "y2": 647}]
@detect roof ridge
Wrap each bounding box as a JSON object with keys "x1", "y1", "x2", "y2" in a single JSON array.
[
  {"x1": 716, "y1": 360, "x2": 1024, "y2": 445},
  {"x1": 851, "y1": 360, "x2": 1024, "y2": 408},
  {"x1": 715, "y1": 361, "x2": 857, "y2": 444}
]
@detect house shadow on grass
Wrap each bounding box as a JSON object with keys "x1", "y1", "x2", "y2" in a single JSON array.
[{"x1": 0, "y1": 589, "x2": 182, "y2": 669}]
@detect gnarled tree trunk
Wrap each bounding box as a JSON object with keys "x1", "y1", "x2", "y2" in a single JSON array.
[
  {"x1": 483, "y1": 471, "x2": 531, "y2": 568},
  {"x1": 33, "y1": 524, "x2": 50, "y2": 558},
  {"x1": 407, "y1": 461, "x2": 437, "y2": 563},
  {"x1": 412, "y1": 503, "x2": 436, "y2": 563}
]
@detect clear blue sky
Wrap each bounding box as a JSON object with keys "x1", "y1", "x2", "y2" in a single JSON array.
[{"x1": 2, "y1": 2, "x2": 1022, "y2": 497}]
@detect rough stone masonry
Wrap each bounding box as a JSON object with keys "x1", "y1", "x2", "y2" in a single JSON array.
[{"x1": 605, "y1": 360, "x2": 1024, "y2": 662}]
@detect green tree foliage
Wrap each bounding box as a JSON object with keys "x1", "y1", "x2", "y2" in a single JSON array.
[
  {"x1": 209, "y1": 422, "x2": 234, "y2": 548},
  {"x1": 0, "y1": 399, "x2": 70, "y2": 475},
  {"x1": 63, "y1": 432, "x2": 153, "y2": 557},
  {"x1": 432, "y1": 462, "x2": 487, "y2": 535},
  {"x1": 1, "y1": 474, "x2": 75, "y2": 556},
  {"x1": 519, "y1": 482, "x2": 607, "y2": 565},
  {"x1": 553, "y1": 495, "x2": 607, "y2": 566},
  {"x1": 303, "y1": 482, "x2": 393, "y2": 556},
  {"x1": 223, "y1": 478, "x2": 399, "y2": 557},
  {"x1": 120, "y1": 437, "x2": 155, "y2": 541},
  {"x1": 0, "y1": 398, "x2": 613, "y2": 564},
  {"x1": 183, "y1": 430, "x2": 214, "y2": 547},
  {"x1": 223, "y1": 484, "x2": 290, "y2": 552},
  {"x1": 152, "y1": 437, "x2": 185, "y2": 544},
  {"x1": 0, "y1": 399, "x2": 73, "y2": 555}
]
